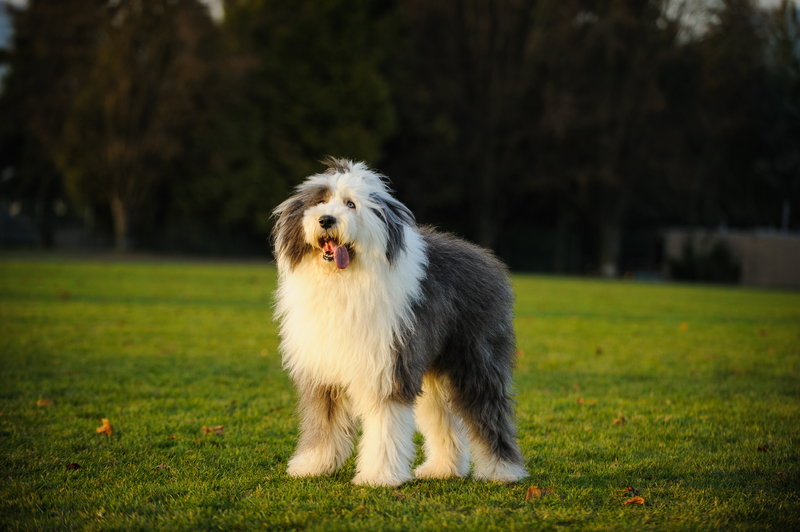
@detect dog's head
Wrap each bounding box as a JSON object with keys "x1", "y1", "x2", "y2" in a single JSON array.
[{"x1": 272, "y1": 158, "x2": 415, "y2": 272}]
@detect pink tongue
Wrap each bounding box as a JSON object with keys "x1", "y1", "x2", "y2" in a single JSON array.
[
  {"x1": 324, "y1": 241, "x2": 350, "y2": 269},
  {"x1": 334, "y1": 245, "x2": 350, "y2": 269}
]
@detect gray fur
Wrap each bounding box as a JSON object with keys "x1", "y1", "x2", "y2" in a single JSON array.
[
  {"x1": 369, "y1": 193, "x2": 415, "y2": 265},
  {"x1": 272, "y1": 184, "x2": 329, "y2": 270},
  {"x1": 293, "y1": 381, "x2": 356, "y2": 471},
  {"x1": 390, "y1": 227, "x2": 524, "y2": 465},
  {"x1": 322, "y1": 156, "x2": 352, "y2": 175}
]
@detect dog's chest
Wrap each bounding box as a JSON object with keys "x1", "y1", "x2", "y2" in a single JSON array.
[{"x1": 276, "y1": 264, "x2": 413, "y2": 391}]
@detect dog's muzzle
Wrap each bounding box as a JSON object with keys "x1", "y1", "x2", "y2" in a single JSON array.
[{"x1": 317, "y1": 215, "x2": 350, "y2": 269}]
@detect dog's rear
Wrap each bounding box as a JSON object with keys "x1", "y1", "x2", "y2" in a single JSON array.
[{"x1": 394, "y1": 228, "x2": 527, "y2": 482}]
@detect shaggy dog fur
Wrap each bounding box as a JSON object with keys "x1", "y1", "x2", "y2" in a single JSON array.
[{"x1": 272, "y1": 158, "x2": 527, "y2": 487}]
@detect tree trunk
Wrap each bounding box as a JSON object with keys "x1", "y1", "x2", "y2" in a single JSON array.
[{"x1": 110, "y1": 193, "x2": 129, "y2": 252}]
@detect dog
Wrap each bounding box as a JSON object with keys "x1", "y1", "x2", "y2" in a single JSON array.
[{"x1": 272, "y1": 158, "x2": 527, "y2": 487}]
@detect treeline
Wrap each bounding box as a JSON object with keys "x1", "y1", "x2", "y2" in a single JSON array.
[{"x1": 0, "y1": 0, "x2": 798, "y2": 274}]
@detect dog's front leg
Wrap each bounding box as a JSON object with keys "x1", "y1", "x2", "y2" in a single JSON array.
[
  {"x1": 286, "y1": 382, "x2": 355, "y2": 478},
  {"x1": 351, "y1": 395, "x2": 416, "y2": 487}
]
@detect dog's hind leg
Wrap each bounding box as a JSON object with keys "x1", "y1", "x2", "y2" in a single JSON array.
[
  {"x1": 350, "y1": 392, "x2": 416, "y2": 487},
  {"x1": 448, "y1": 344, "x2": 528, "y2": 483},
  {"x1": 287, "y1": 383, "x2": 355, "y2": 478},
  {"x1": 413, "y1": 373, "x2": 470, "y2": 479}
]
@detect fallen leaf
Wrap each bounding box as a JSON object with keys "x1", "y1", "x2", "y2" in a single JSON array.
[
  {"x1": 156, "y1": 463, "x2": 167, "y2": 469},
  {"x1": 96, "y1": 418, "x2": 113, "y2": 436},
  {"x1": 758, "y1": 444, "x2": 770, "y2": 452},
  {"x1": 679, "y1": 322, "x2": 688, "y2": 331},
  {"x1": 166, "y1": 435, "x2": 177, "y2": 440},
  {"x1": 202, "y1": 425, "x2": 224, "y2": 435},
  {"x1": 624, "y1": 496, "x2": 645, "y2": 505},
  {"x1": 36, "y1": 398, "x2": 53, "y2": 407},
  {"x1": 526, "y1": 486, "x2": 549, "y2": 500},
  {"x1": 613, "y1": 414, "x2": 626, "y2": 426},
  {"x1": 66, "y1": 463, "x2": 81, "y2": 471}
]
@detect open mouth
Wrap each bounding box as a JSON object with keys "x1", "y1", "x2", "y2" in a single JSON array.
[{"x1": 319, "y1": 237, "x2": 351, "y2": 269}]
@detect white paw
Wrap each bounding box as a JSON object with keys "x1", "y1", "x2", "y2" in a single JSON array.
[
  {"x1": 472, "y1": 460, "x2": 528, "y2": 484},
  {"x1": 414, "y1": 460, "x2": 467, "y2": 479},
  {"x1": 286, "y1": 452, "x2": 334, "y2": 478},
  {"x1": 352, "y1": 471, "x2": 412, "y2": 487}
]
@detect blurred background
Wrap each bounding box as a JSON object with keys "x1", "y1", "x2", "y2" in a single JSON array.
[{"x1": 0, "y1": 0, "x2": 798, "y2": 286}]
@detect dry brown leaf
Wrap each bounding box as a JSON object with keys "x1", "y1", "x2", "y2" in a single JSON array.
[
  {"x1": 202, "y1": 425, "x2": 224, "y2": 436},
  {"x1": 679, "y1": 322, "x2": 688, "y2": 331},
  {"x1": 37, "y1": 398, "x2": 54, "y2": 407},
  {"x1": 96, "y1": 418, "x2": 113, "y2": 435},
  {"x1": 526, "y1": 486, "x2": 542, "y2": 500},
  {"x1": 624, "y1": 496, "x2": 645, "y2": 505},
  {"x1": 613, "y1": 415, "x2": 626, "y2": 426},
  {"x1": 166, "y1": 435, "x2": 177, "y2": 440},
  {"x1": 758, "y1": 444, "x2": 770, "y2": 452},
  {"x1": 66, "y1": 463, "x2": 81, "y2": 471}
]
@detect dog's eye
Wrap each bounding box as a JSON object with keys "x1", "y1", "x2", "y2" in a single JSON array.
[{"x1": 345, "y1": 200, "x2": 356, "y2": 209}]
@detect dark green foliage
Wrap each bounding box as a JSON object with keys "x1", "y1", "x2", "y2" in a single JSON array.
[
  {"x1": 669, "y1": 240, "x2": 742, "y2": 284},
  {"x1": 0, "y1": 0, "x2": 798, "y2": 272}
]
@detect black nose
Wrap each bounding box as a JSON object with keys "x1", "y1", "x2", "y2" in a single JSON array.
[{"x1": 319, "y1": 215, "x2": 336, "y2": 229}]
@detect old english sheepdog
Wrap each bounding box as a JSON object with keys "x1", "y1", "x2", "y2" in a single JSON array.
[{"x1": 272, "y1": 158, "x2": 528, "y2": 487}]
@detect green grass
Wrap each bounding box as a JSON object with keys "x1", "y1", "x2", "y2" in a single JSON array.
[{"x1": 1, "y1": 256, "x2": 798, "y2": 531}]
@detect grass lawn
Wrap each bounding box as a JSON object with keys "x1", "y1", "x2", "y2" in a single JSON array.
[{"x1": 1, "y1": 256, "x2": 798, "y2": 531}]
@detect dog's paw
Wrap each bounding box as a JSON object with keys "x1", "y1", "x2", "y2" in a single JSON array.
[
  {"x1": 286, "y1": 452, "x2": 334, "y2": 478},
  {"x1": 413, "y1": 460, "x2": 468, "y2": 479},
  {"x1": 472, "y1": 460, "x2": 528, "y2": 484},
  {"x1": 352, "y1": 471, "x2": 412, "y2": 487}
]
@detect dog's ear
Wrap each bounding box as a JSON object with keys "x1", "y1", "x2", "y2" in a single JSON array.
[
  {"x1": 370, "y1": 193, "x2": 415, "y2": 265},
  {"x1": 273, "y1": 185, "x2": 329, "y2": 270}
]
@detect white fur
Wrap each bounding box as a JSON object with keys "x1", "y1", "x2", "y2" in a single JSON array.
[
  {"x1": 275, "y1": 163, "x2": 427, "y2": 486},
  {"x1": 286, "y1": 391, "x2": 355, "y2": 478},
  {"x1": 414, "y1": 374, "x2": 471, "y2": 479},
  {"x1": 468, "y1": 438, "x2": 529, "y2": 483}
]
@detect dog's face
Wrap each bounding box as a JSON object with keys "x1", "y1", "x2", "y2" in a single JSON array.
[{"x1": 273, "y1": 159, "x2": 414, "y2": 272}]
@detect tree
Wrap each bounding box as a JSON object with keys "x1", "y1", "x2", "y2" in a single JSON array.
[
  {"x1": 224, "y1": 0, "x2": 399, "y2": 191},
  {"x1": 56, "y1": 0, "x2": 221, "y2": 250},
  {"x1": 385, "y1": 0, "x2": 537, "y2": 249},
  {"x1": 0, "y1": 0, "x2": 104, "y2": 247}
]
